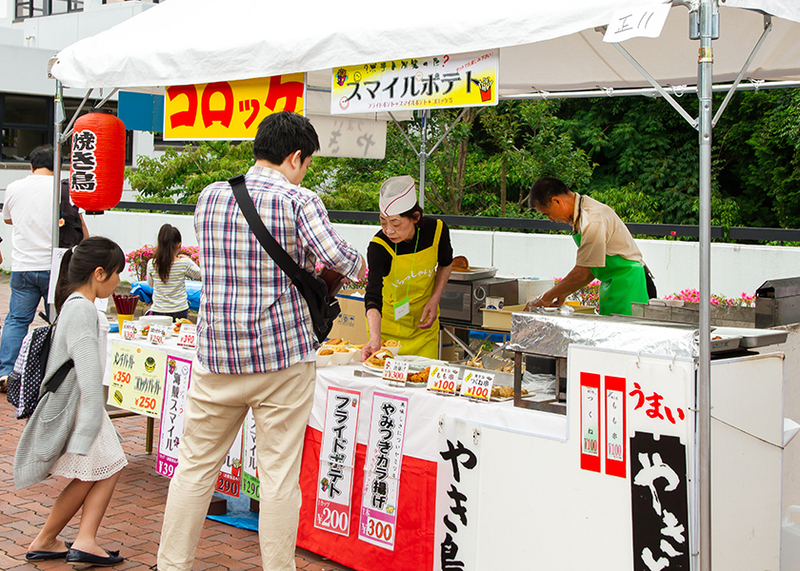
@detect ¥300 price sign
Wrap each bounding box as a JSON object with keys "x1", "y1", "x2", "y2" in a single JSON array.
[
  {"x1": 460, "y1": 370, "x2": 495, "y2": 403},
  {"x1": 382, "y1": 358, "x2": 409, "y2": 387},
  {"x1": 427, "y1": 365, "x2": 459, "y2": 396}
]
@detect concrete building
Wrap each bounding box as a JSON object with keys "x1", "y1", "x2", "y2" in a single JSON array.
[{"x1": 0, "y1": 0, "x2": 161, "y2": 202}]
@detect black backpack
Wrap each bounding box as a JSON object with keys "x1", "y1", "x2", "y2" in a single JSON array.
[
  {"x1": 6, "y1": 311, "x2": 74, "y2": 420},
  {"x1": 59, "y1": 179, "x2": 85, "y2": 248}
]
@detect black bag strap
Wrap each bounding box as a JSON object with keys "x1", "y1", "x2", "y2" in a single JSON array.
[
  {"x1": 39, "y1": 294, "x2": 81, "y2": 398},
  {"x1": 229, "y1": 174, "x2": 311, "y2": 295}
]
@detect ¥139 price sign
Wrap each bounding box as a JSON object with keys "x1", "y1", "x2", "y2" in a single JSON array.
[
  {"x1": 382, "y1": 358, "x2": 409, "y2": 387},
  {"x1": 459, "y1": 370, "x2": 495, "y2": 403},
  {"x1": 427, "y1": 365, "x2": 460, "y2": 396}
]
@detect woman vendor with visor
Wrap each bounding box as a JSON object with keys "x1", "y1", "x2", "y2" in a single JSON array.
[{"x1": 361, "y1": 176, "x2": 454, "y2": 361}]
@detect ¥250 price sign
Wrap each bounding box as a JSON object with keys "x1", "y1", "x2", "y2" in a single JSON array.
[
  {"x1": 427, "y1": 365, "x2": 459, "y2": 396},
  {"x1": 135, "y1": 395, "x2": 158, "y2": 411},
  {"x1": 148, "y1": 324, "x2": 168, "y2": 345},
  {"x1": 460, "y1": 370, "x2": 495, "y2": 403},
  {"x1": 382, "y1": 358, "x2": 409, "y2": 387}
]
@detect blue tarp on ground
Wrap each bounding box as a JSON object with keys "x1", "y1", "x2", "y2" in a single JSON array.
[
  {"x1": 130, "y1": 280, "x2": 201, "y2": 312},
  {"x1": 206, "y1": 493, "x2": 259, "y2": 531}
]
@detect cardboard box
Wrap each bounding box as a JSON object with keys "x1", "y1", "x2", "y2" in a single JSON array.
[
  {"x1": 481, "y1": 304, "x2": 527, "y2": 331},
  {"x1": 326, "y1": 291, "x2": 369, "y2": 344}
]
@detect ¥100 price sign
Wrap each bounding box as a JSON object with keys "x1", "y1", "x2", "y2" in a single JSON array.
[
  {"x1": 459, "y1": 371, "x2": 495, "y2": 403},
  {"x1": 382, "y1": 358, "x2": 409, "y2": 387},
  {"x1": 427, "y1": 365, "x2": 460, "y2": 396}
]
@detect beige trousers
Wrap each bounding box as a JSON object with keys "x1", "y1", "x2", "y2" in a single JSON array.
[{"x1": 157, "y1": 360, "x2": 316, "y2": 571}]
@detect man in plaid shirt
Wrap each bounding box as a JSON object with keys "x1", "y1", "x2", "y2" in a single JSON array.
[{"x1": 158, "y1": 112, "x2": 365, "y2": 571}]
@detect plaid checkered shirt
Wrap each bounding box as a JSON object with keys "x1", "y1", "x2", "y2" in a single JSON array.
[{"x1": 194, "y1": 166, "x2": 361, "y2": 374}]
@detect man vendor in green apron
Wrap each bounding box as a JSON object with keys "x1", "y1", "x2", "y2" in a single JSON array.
[{"x1": 526, "y1": 176, "x2": 652, "y2": 316}]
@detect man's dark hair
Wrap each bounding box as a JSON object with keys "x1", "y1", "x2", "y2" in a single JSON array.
[
  {"x1": 29, "y1": 145, "x2": 54, "y2": 171},
  {"x1": 529, "y1": 176, "x2": 570, "y2": 209},
  {"x1": 253, "y1": 112, "x2": 320, "y2": 165}
]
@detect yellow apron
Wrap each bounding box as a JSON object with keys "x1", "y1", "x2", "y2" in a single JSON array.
[{"x1": 373, "y1": 219, "x2": 443, "y2": 359}]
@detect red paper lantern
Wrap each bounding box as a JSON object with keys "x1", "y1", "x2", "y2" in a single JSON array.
[{"x1": 70, "y1": 110, "x2": 126, "y2": 213}]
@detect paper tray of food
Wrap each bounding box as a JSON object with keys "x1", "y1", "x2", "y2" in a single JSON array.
[{"x1": 448, "y1": 266, "x2": 498, "y2": 281}]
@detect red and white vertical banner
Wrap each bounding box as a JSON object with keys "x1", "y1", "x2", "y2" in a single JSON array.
[
  {"x1": 580, "y1": 372, "x2": 601, "y2": 472},
  {"x1": 315, "y1": 387, "x2": 362, "y2": 536},
  {"x1": 604, "y1": 375, "x2": 627, "y2": 478},
  {"x1": 434, "y1": 416, "x2": 481, "y2": 571},
  {"x1": 156, "y1": 355, "x2": 193, "y2": 478},
  {"x1": 241, "y1": 410, "x2": 259, "y2": 500},
  {"x1": 358, "y1": 391, "x2": 408, "y2": 550}
]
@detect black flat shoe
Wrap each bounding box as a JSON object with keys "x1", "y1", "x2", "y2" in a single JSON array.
[
  {"x1": 65, "y1": 548, "x2": 124, "y2": 567},
  {"x1": 65, "y1": 543, "x2": 120, "y2": 557},
  {"x1": 25, "y1": 549, "x2": 69, "y2": 561}
]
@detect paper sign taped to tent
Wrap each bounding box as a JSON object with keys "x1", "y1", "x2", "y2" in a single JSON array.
[
  {"x1": 309, "y1": 114, "x2": 386, "y2": 159},
  {"x1": 603, "y1": 3, "x2": 670, "y2": 43},
  {"x1": 164, "y1": 74, "x2": 305, "y2": 140},
  {"x1": 331, "y1": 49, "x2": 498, "y2": 115}
]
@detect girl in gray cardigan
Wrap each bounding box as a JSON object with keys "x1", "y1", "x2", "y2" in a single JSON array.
[{"x1": 14, "y1": 237, "x2": 128, "y2": 567}]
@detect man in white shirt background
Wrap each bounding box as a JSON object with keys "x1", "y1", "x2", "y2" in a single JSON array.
[{"x1": 0, "y1": 145, "x2": 56, "y2": 383}]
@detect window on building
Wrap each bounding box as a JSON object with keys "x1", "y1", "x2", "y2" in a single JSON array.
[
  {"x1": 1, "y1": 93, "x2": 133, "y2": 165},
  {"x1": 15, "y1": 0, "x2": 84, "y2": 19}
]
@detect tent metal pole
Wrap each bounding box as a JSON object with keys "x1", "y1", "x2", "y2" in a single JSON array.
[
  {"x1": 50, "y1": 81, "x2": 65, "y2": 318},
  {"x1": 697, "y1": 0, "x2": 715, "y2": 570},
  {"x1": 712, "y1": 14, "x2": 772, "y2": 127},
  {"x1": 611, "y1": 41, "x2": 698, "y2": 128},
  {"x1": 419, "y1": 110, "x2": 428, "y2": 209}
]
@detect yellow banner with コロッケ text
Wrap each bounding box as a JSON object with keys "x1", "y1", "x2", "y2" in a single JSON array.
[
  {"x1": 164, "y1": 74, "x2": 305, "y2": 140},
  {"x1": 331, "y1": 50, "x2": 497, "y2": 114},
  {"x1": 107, "y1": 341, "x2": 165, "y2": 417}
]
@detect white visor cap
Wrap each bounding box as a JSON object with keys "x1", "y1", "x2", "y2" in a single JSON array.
[{"x1": 379, "y1": 175, "x2": 417, "y2": 217}]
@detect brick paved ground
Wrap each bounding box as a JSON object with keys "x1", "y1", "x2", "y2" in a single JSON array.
[{"x1": 0, "y1": 273, "x2": 355, "y2": 571}]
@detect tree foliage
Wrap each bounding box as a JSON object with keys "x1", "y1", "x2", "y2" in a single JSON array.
[{"x1": 124, "y1": 88, "x2": 800, "y2": 231}]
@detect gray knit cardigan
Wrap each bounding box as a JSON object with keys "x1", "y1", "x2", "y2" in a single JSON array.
[{"x1": 14, "y1": 293, "x2": 106, "y2": 489}]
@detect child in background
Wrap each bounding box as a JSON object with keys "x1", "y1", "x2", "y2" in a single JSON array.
[
  {"x1": 146, "y1": 224, "x2": 200, "y2": 321},
  {"x1": 14, "y1": 237, "x2": 127, "y2": 566}
]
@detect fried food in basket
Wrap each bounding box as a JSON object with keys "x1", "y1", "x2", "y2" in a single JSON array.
[
  {"x1": 326, "y1": 338, "x2": 343, "y2": 345},
  {"x1": 318, "y1": 348, "x2": 334, "y2": 356},
  {"x1": 383, "y1": 339, "x2": 400, "y2": 347},
  {"x1": 407, "y1": 367, "x2": 431, "y2": 384},
  {"x1": 329, "y1": 345, "x2": 352, "y2": 353},
  {"x1": 491, "y1": 386, "x2": 529, "y2": 399}
]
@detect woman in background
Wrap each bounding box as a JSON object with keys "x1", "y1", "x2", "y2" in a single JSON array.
[
  {"x1": 14, "y1": 237, "x2": 127, "y2": 566},
  {"x1": 146, "y1": 224, "x2": 200, "y2": 321}
]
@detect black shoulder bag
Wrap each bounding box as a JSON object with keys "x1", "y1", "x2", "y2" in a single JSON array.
[{"x1": 229, "y1": 175, "x2": 341, "y2": 342}]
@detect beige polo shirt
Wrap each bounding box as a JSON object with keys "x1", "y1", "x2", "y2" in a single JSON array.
[{"x1": 571, "y1": 193, "x2": 643, "y2": 268}]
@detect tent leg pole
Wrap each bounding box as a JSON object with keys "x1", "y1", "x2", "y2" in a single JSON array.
[
  {"x1": 697, "y1": 1, "x2": 715, "y2": 570},
  {"x1": 50, "y1": 81, "x2": 65, "y2": 318},
  {"x1": 419, "y1": 110, "x2": 428, "y2": 210}
]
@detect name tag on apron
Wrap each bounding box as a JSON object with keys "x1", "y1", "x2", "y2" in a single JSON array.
[{"x1": 393, "y1": 297, "x2": 410, "y2": 321}]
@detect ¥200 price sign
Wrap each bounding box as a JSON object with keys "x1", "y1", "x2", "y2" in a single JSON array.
[
  {"x1": 460, "y1": 371, "x2": 495, "y2": 403},
  {"x1": 427, "y1": 365, "x2": 459, "y2": 396},
  {"x1": 382, "y1": 358, "x2": 409, "y2": 387}
]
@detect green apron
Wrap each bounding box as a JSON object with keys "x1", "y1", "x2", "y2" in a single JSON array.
[
  {"x1": 573, "y1": 234, "x2": 649, "y2": 316},
  {"x1": 373, "y1": 219, "x2": 443, "y2": 359}
]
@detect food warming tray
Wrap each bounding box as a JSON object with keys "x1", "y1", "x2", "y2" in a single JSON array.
[{"x1": 448, "y1": 267, "x2": 498, "y2": 281}]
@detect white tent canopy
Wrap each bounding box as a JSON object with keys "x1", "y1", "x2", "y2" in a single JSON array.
[
  {"x1": 49, "y1": 0, "x2": 800, "y2": 95},
  {"x1": 47, "y1": 2, "x2": 800, "y2": 570}
]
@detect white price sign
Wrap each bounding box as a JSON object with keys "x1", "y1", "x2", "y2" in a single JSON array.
[
  {"x1": 177, "y1": 323, "x2": 197, "y2": 348},
  {"x1": 121, "y1": 321, "x2": 137, "y2": 341},
  {"x1": 427, "y1": 365, "x2": 459, "y2": 396},
  {"x1": 459, "y1": 370, "x2": 494, "y2": 403},
  {"x1": 382, "y1": 358, "x2": 409, "y2": 386},
  {"x1": 148, "y1": 323, "x2": 168, "y2": 345}
]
